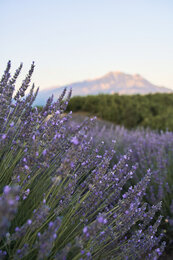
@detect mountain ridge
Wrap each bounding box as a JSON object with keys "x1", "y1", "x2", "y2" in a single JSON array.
[{"x1": 35, "y1": 71, "x2": 172, "y2": 106}]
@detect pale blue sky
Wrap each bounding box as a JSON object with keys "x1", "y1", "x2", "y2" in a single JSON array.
[{"x1": 0, "y1": 0, "x2": 173, "y2": 90}]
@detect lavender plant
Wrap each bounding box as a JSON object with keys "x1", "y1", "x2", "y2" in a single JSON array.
[
  {"x1": 0, "y1": 62, "x2": 165, "y2": 259},
  {"x1": 85, "y1": 121, "x2": 173, "y2": 254}
]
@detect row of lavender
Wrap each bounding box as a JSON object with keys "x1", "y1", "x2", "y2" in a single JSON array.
[
  {"x1": 85, "y1": 121, "x2": 173, "y2": 254},
  {"x1": 0, "y1": 62, "x2": 166, "y2": 259}
]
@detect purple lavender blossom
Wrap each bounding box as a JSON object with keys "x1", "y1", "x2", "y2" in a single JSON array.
[
  {"x1": 0, "y1": 62, "x2": 166, "y2": 259},
  {"x1": 71, "y1": 136, "x2": 79, "y2": 145}
]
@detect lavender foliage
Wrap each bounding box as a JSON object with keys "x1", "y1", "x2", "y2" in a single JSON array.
[
  {"x1": 0, "y1": 62, "x2": 165, "y2": 259},
  {"x1": 84, "y1": 120, "x2": 173, "y2": 252}
]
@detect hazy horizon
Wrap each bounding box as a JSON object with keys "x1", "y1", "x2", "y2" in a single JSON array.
[{"x1": 0, "y1": 0, "x2": 173, "y2": 90}]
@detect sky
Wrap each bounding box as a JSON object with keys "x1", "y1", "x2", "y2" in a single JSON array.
[{"x1": 0, "y1": 0, "x2": 173, "y2": 90}]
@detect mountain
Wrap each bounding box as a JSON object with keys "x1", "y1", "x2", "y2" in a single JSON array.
[{"x1": 35, "y1": 71, "x2": 173, "y2": 106}]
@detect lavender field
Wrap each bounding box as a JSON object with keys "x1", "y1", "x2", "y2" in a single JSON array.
[
  {"x1": 72, "y1": 114, "x2": 173, "y2": 256},
  {"x1": 0, "y1": 62, "x2": 173, "y2": 259}
]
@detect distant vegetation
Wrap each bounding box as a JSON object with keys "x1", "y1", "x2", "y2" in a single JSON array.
[{"x1": 66, "y1": 93, "x2": 173, "y2": 131}]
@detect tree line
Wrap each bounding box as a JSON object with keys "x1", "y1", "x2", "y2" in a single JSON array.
[{"x1": 66, "y1": 93, "x2": 173, "y2": 131}]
